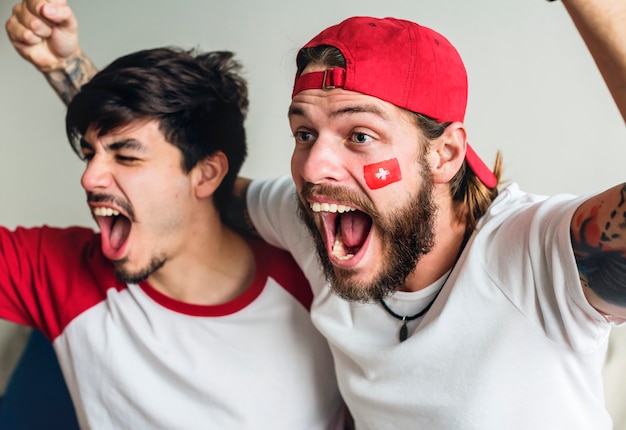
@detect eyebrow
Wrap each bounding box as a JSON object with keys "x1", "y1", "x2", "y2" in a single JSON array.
[
  {"x1": 79, "y1": 138, "x2": 147, "y2": 152},
  {"x1": 288, "y1": 104, "x2": 390, "y2": 121},
  {"x1": 79, "y1": 138, "x2": 92, "y2": 151},
  {"x1": 107, "y1": 139, "x2": 147, "y2": 152}
]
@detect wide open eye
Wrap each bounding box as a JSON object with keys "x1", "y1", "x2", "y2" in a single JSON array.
[{"x1": 352, "y1": 132, "x2": 373, "y2": 145}]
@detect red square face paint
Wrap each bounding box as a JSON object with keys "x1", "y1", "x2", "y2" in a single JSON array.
[{"x1": 363, "y1": 158, "x2": 402, "y2": 190}]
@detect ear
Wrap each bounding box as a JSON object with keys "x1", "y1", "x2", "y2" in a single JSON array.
[
  {"x1": 429, "y1": 122, "x2": 467, "y2": 184},
  {"x1": 192, "y1": 151, "x2": 229, "y2": 199}
]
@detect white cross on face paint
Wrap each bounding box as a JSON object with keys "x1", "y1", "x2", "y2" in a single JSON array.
[
  {"x1": 376, "y1": 168, "x2": 391, "y2": 180},
  {"x1": 363, "y1": 158, "x2": 402, "y2": 190}
]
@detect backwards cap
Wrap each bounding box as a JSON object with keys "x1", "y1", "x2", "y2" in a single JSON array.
[{"x1": 293, "y1": 16, "x2": 497, "y2": 188}]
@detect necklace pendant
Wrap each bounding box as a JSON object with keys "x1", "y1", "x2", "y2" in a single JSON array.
[{"x1": 399, "y1": 321, "x2": 408, "y2": 342}]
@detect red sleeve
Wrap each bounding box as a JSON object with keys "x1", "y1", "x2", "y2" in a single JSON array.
[
  {"x1": 251, "y1": 237, "x2": 314, "y2": 311},
  {"x1": 0, "y1": 225, "x2": 123, "y2": 340}
]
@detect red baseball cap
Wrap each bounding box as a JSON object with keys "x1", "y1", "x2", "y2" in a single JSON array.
[{"x1": 292, "y1": 16, "x2": 497, "y2": 189}]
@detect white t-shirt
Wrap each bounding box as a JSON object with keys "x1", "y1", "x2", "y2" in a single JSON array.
[
  {"x1": 0, "y1": 227, "x2": 343, "y2": 430},
  {"x1": 248, "y1": 176, "x2": 614, "y2": 430}
]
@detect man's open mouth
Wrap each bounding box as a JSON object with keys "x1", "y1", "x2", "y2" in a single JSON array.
[
  {"x1": 309, "y1": 201, "x2": 373, "y2": 262},
  {"x1": 93, "y1": 206, "x2": 132, "y2": 258}
]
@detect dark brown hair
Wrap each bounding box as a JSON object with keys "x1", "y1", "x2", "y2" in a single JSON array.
[{"x1": 66, "y1": 47, "x2": 249, "y2": 213}]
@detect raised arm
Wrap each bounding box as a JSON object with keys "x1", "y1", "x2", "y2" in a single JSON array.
[
  {"x1": 565, "y1": 0, "x2": 626, "y2": 321},
  {"x1": 5, "y1": 0, "x2": 97, "y2": 105},
  {"x1": 572, "y1": 184, "x2": 626, "y2": 323},
  {"x1": 561, "y1": 0, "x2": 626, "y2": 122}
]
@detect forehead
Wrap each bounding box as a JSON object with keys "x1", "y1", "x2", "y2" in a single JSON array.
[{"x1": 289, "y1": 88, "x2": 416, "y2": 127}]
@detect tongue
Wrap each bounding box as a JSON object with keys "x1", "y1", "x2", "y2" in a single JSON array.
[
  {"x1": 109, "y1": 216, "x2": 131, "y2": 251},
  {"x1": 340, "y1": 211, "x2": 372, "y2": 248}
]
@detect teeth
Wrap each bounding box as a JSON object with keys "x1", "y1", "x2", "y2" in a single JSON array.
[
  {"x1": 310, "y1": 202, "x2": 356, "y2": 213},
  {"x1": 331, "y1": 232, "x2": 354, "y2": 260},
  {"x1": 93, "y1": 207, "x2": 120, "y2": 217},
  {"x1": 308, "y1": 201, "x2": 357, "y2": 260}
]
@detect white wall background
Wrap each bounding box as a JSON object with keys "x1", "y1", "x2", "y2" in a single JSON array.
[{"x1": 0, "y1": 0, "x2": 625, "y2": 413}]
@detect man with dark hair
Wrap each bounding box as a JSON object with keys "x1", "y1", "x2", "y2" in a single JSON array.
[
  {"x1": 7, "y1": 0, "x2": 626, "y2": 428},
  {"x1": 3, "y1": 6, "x2": 343, "y2": 429}
]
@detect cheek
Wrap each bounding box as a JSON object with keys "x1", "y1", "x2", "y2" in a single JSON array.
[
  {"x1": 136, "y1": 171, "x2": 189, "y2": 205},
  {"x1": 363, "y1": 158, "x2": 403, "y2": 190},
  {"x1": 290, "y1": 152, "x2": 304, "y2": 187}
]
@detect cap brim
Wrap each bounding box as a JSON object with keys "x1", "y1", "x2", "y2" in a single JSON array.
[{"x1": 466, "y1": 144, "x2": 497, "y2": 188}]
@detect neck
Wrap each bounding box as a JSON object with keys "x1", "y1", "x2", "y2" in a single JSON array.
[
  {"x1": 147, "y1": 211, "x2": 255, "y2": 305},
  {"x1": 401, "y1": 193, "x2": 468, "y2": 292}
]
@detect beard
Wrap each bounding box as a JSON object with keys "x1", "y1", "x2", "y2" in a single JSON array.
[
  {"x1": 297, "y1": 165, "x2": 436, "y2": 303},
  {"x1": 113, "y1": 256, "x2": 166, "y2": 284}
]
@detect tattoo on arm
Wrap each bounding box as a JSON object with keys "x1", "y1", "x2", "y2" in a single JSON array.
[
  {"x1": 43, "y1": 53, "x2": 98, "y2": 106},
  {"x1": 571, "y1": 183, "x2": 626, "y2": 306}
]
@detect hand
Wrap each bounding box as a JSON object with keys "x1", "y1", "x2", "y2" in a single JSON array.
[{"x1": 5, "y1": 0, "x2": 79, "y2": 72}]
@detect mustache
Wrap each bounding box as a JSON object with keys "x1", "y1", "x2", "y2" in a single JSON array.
[
  {"x1": 87, "y1": 193, "x2": 136, "y2": 222},
  {"x1": 300, "y1": 182, "x2": 377, "y2": 216}
]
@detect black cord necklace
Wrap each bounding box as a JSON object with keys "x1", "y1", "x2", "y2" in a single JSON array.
[
  {"x1": 379, "y1": 236, "x2": 468, "y2": 343},
  {"x1": 380, "y1": 292, "x2": 439, "y2": 342}
]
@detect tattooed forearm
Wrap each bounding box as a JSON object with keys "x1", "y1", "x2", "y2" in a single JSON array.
[
  {"x1": 43, "y1": 53, "x2": 98, "y2": 106},
  {"x1": 572, "y1": 183, "x2": 626, "y2": 306}
]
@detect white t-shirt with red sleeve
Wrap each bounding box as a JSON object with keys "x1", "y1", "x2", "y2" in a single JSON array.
[{"x1": 0, "y1": 225, "x2": 343, "y2": 430}]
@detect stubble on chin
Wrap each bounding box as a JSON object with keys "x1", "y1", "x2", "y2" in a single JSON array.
[{"x1": 114, "y1": 256, "x2": 166, "y2": 284}]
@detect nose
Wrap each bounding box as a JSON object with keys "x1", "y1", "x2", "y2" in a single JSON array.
[
  {"x1": 292, "y1": 135, "x2": 346, "y2": 186},
  {"x1": 80, "y1": 156, "x2": 113, "y2": 192}
]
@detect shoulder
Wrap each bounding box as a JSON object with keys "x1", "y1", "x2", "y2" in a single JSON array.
[
  {"x1": 248, "y1": 236, "x2": 313, "y2": 310},
  {"x1": 0, "y1": 225, "x2": 122, "y2": 339},
  {"x1": 477, "y1": 183, "x2": 583, "y2": 232}
]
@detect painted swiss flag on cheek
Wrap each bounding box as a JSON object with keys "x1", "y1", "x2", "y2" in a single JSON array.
[{"x1": 363, "y1": 158, "x2": 402, "y2": 190}]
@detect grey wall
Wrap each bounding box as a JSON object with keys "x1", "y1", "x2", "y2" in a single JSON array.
[{"x1": 1, "y1": 0, "x2": 625, "y2": 233}]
